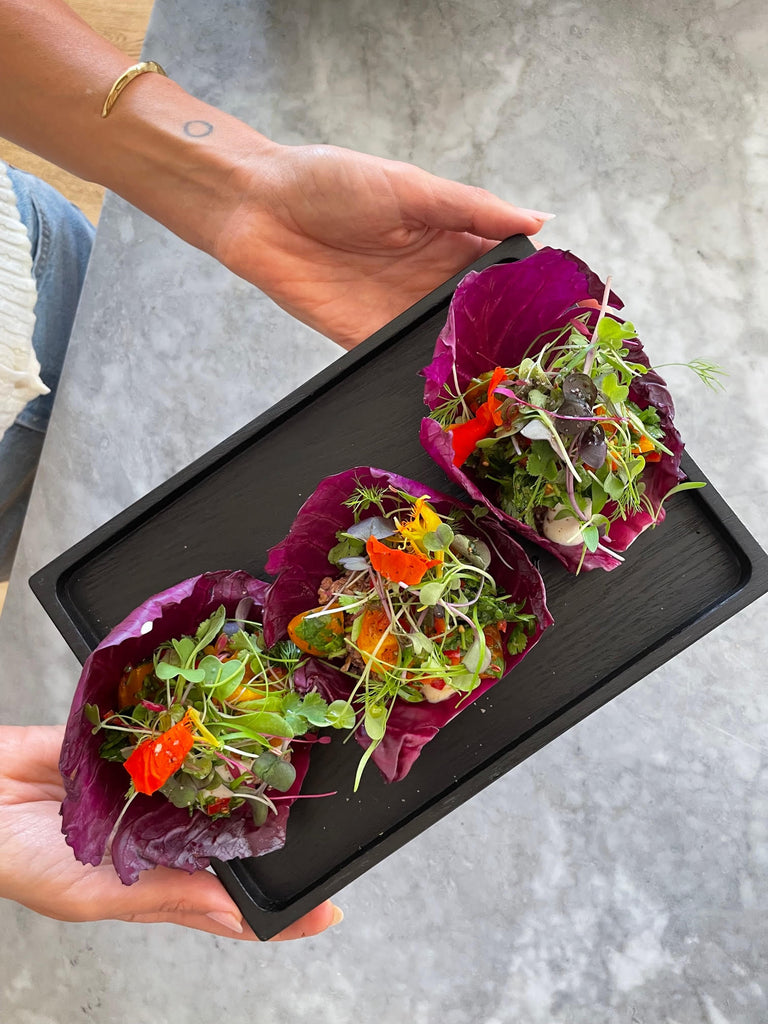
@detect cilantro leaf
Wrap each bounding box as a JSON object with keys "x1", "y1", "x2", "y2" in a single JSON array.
[
  {"x1": 301, "y1": 692, "x2": 332, "y2": 727},
  {"x1": 328, "y1": 536, "x2": 365, "y2": 567},
  {"x1": 526, "y1": 439, "x2": 559, "y2": 481}
]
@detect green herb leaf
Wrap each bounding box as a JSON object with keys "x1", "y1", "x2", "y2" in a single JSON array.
[
  {"x1": 252, "y1": 751, "x2": 296, "y2": 792},
  {"x1": 590, "y1": 481, "x2": 608, "y2": 515},
  {"x1": 409, "y1": 632, "x2": 435, "y2": 657},
  {"x1": 597, "y1": 318, "x2": 637, "y2": 347},
  {"x1": 604, "y1": 473, "x2": 626, "y2": 502},
  {"x1": 214, "y1": 711, "x2": 293, "y2": 740},
  {"x1": 506, "y1": 623, "x2": 530, "y2": 656},
  {"x1": 328, "y1": 536, "x2": 365, "y2": 566},
  {"x1": 327, "y1": 700, "x2": 356, "y2": 730},
  {"x1": 300, "y1": 692, "x2": 332, "y2": 727},
  {"x1": 600, "y1": 371, "x2": 629, "y2": 404},
  {"x1": 193, "y1": 605, "x2": 227, "y2": 655},
  {"x1": 229, "y1": 629, "x2": 261, "y2": 654},
  {"x1": 422, "y1": 522, "x2": 454, "y2": 552},
  {"x1": 84, "y1": 703, "x2": 101, "y2": 729},
  {"x1": 419, "y1": 580, "x2": 445, "y2": 606},
  {"x1": 154, "y1": 660, "x2": 206, "y2": 684},
  {"x1": 526, "y1": 440, "x2": 559, "y2": 481},
  {"x1": 364, "y1": 704, "x2": 388, "y2": 741},
  {"x1": 661, "y1": 481, "x2": 707, "y2": 498},
  {"x1": 581, "y1": 523, "x2": 600, "y2": 552},
  {"x1": 211, "y1": 659, "x2": 247, "y2": 701},
  {"x1": 171, "y1": 637, "x2": 196, "y2": 666}
]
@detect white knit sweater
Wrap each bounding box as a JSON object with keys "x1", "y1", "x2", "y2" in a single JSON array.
[{"x1": 0, "y1": 160, "x2": 48, "y2": 441}]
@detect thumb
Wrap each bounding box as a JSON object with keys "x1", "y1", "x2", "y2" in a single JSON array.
[
  {"x1": 111, "y1": 864, "x2": 342, "y2": 941},
  {"x1": 396, "y1": 165, "x2": 555, "y2": 240},
  {"x1": 110, "y1": 861, "x2": 242, "y2": 925}
]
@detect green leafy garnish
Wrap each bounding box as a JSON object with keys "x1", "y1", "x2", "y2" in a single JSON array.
[
  {"x1": 90, "y1": 606, "x2": 337, "y2": 820},
  {"x1": 431, "y1": 307, "x2": 722, "y2": 567}
]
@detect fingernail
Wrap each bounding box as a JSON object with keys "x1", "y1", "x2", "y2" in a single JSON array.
[
  {"x1": 206, "y1": 910, "x2": 244, "y2": 933},
  {"x1": 518, "y1": 208, "x2": 556, "y2": 222},
  {"x1": 330, "y1": 905, "x2": 344, "y2": 926}
]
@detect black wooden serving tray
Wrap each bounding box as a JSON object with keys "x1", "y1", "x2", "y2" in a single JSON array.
[{"x1": 31, "y1": 236, "x2": 768, "y2": 939}]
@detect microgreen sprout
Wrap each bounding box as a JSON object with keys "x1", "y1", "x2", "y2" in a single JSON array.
[
  {"x1": 431, "y1": 298, "x2": 723, "y2": 568},
  {"x1": 286, "y1": 486, "x2": 537, "y2": 789},
  {"x1": 90, "y1": 607, "x2": 345, "y2": 818}
]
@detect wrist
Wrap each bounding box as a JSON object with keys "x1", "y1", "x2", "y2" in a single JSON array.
[{"x1": 96, "y1": 72, "x2": 281, "y2": 256}]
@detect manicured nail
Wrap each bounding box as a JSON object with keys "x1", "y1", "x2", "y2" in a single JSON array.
[
  {"x1": 207, "y1": 910, "x2": 244, "y2": 933},
  {"x1": 518, "y1": 208, "x2": 556, "y2": 221},
  {"x1": 330, "y1": 905, "x2": 344, "y2": 926}
]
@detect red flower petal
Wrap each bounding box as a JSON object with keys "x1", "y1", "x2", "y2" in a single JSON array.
[
  {"x1": 366, "y1": 535, "x2": 439, "y2": 586},
  {"x1": 486, "y1": 366, "x2": 508, "y2": 426},
  {"x1": 447, "y1": 402, "x2": 495, "y2": 467},
  {"x1": 124, "y1": 712, "x2": 195, "y2": 795}
]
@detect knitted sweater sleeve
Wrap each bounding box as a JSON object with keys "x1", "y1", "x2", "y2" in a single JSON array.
[{"x1": 0, "y1": 160, "x2": 49, "y2": 441}]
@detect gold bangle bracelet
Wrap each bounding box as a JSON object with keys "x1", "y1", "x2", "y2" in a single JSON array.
[{"x1": 101, "y1": 61, "x2": 168, "y2": 118}]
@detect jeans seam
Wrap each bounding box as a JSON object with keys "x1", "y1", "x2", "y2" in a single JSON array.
[{"x1": 28, "y1": 189, "x2": 52, "y2": 279}]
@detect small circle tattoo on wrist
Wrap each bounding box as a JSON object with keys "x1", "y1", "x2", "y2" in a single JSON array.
[{"x1": 184, "y1": 120, "x2": 214, "y2": 138}]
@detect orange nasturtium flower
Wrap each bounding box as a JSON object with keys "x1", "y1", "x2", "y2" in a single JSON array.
[
  {"x1": 366, "y1": 535, "x2": 440, "y2": 586},
  {"x1": 124, "y1": 710, "x2": 196, "y2": 795},
  {"x1": 447, "y1": 367, "x2": 508, "y2": 468}
]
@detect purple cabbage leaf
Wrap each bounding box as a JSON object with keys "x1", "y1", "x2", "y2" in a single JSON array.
[
  {"x1": 60, "y1": 570, "x2": 311, "y2": 884},
  {"x1": 421, "y1": 247, "x2": 685, "y2": 572},
  {"x1": 263, "y1": 468, "x2": 552, "y2": 783}
]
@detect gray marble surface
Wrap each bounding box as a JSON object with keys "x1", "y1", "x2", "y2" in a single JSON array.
[{"x1": 2, "y1": 0, "x2": 767, "y2": 1021}]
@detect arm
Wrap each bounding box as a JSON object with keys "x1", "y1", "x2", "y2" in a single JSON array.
[{"x1": 0, "y1": 0, "x2": 553, "y2": 347}]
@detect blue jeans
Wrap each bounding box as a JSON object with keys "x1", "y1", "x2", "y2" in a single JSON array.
[{"x1": 0, "y1": 166, "x2": 94, "y2": 579}]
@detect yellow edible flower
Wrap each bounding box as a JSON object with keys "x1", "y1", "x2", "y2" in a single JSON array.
[{"x1": 397, "y1": 497, "x2": 445, "y2": 563}]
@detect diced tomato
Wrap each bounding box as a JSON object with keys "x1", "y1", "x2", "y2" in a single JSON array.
[
  {"x1": 204, "y1": 797, "x2": 232, "y2": 817},
  {"x1": 425, "y1": 678, "x2": 446, "y2": 690},
  {"x1": 483, "y1": 625, "x2": 506, "y2": 677},
  {"x1": 357, "y1": 607, "x2": 399, "y2": 674},
  {"x1": 117, "y1": 661, "x2": 154, "y2": 709}
]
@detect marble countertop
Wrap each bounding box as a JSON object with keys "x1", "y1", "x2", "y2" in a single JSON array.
[{"x1": 1, "y1": 1, "x2": 767, "y2": 1021}]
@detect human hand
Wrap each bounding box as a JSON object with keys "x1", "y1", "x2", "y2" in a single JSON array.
[
  {"x1": 0, "y1": 8, "x2": 551, "y2": 350},
  {"x1": 0, "y1": 725, "x2": 341, "y2": 940},
  {"x1": 213, "y1": 143, "x2": 553, "y2": 348}
]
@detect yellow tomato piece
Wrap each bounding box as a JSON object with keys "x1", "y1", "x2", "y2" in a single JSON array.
[
  {"x1": 287, "y1": 606, "x2": 345, "y2": 657},
  {"x1": 356, "y1": 607, "x2": 399, "y2": 675},
  {"x1": 117, "y1": 661, "x2": 154, "y2": 709}
]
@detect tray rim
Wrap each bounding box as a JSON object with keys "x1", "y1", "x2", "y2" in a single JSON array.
[
  {"x1": 212, "y1": 450, "x2": 767, "y2": 936},
  {"x1": 29, "y1": 236, "x2": 768, "y2": 938}
]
